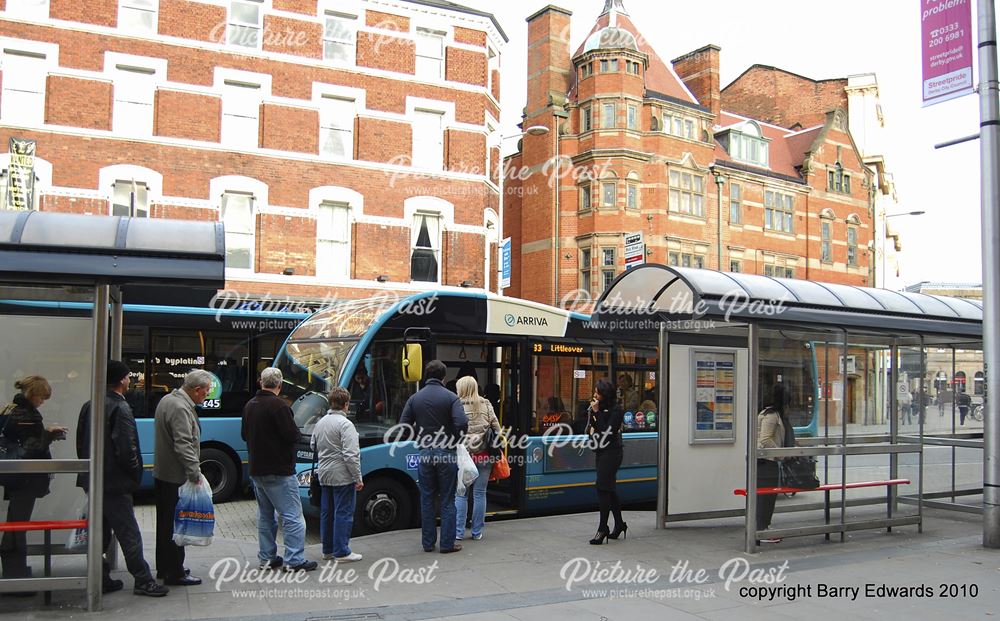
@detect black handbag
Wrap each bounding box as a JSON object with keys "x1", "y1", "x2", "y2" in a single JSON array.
[
  {"x1": 779, "y1": 456, "x2": 820, "y2": 490},
  {"x1": 308, "y1": 448, "x2": 322, "y2": 508},
  {"x1": 481, "y1": 425, "x2": 501, "y2": 457}
]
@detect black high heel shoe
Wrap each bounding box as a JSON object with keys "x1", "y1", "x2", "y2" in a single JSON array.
[
  {"x1": 589, "y1": 528, "x2": 610, "y2": 545},
  {"x1": 608, "y1": 522, "x2": 628, "y2": 540}
]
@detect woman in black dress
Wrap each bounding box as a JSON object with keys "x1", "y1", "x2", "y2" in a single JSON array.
[{"x1": 588, "y1": 379, "x2": 625, "y2": 544}]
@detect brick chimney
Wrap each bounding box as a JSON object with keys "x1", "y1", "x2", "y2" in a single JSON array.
[
  {"x1": 525, "y1": 5, "x2": 572, "y2": 128},
  {"x1": 671, "y1": 44, "x2": 721, "y2": 119}
]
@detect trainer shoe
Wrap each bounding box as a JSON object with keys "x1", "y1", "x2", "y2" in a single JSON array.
[
  {"x1": 333, "y1": 553, "x2": 363, "y2": 563},
  {"x1": 471, "y1": 533, "x2": 483, "y2": 541},
  {"x1": 259, "y1": 556, "x2": 283, "y2": 570},
  {"x1": 134, "y1": 581, "x2": 169, "y2": 597},
  {"x1": 283, "y1": 560, "x2": 318, "y2": 572}
]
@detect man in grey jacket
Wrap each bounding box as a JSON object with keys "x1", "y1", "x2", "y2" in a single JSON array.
[
  {"x1": 311, "y1": 386, "x2": 364, "y2": 562},
  {"x1": 153, "y1": 370, "x2": 210, "y2": 586}
]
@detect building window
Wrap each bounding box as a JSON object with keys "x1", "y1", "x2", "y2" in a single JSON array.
[
  {"x1": 580, "y1": 248, "x2": 592, "y2": 293},
  {"x1": 821, "y1": 220, "x2": 833, "y2": 263},
  {"x1": 601, "y1": 181, "x2": 616, "y2": 207},
  {"x1": 415, "y1": 28, "x2": 445, "y2": 79},
  {"x1": 609, "y1": 59, "x2": 619, "y2": 72},
  {"x1": 601, "y1": 247, "x2": 616, "y2": 291},
  {"x1": 669, "y1": 251, "x2": 704, "y2": 268},
  {"x1": 1, "y1": 50, "x2": 47, "y2": 126},
  {"x1": 626, "y1": 183, "x2": 638, "y2": 210},
  {"x1": 487, "y1": 46, "x2": 498, "y2": 94},
  {"x1": 317, "y1": 201, "x2": 351, "y2": 280},
  {"x1": 228, "y1": 0, "x2": 263, "y2": 49},
  {"x1": 626, "y1": 104, "x2": 638, "y2": 130},
  {"x1": 410, "y1": 212, "x2": 441, "y2": 282},
  {"x1": 581, "y1": 106, "x2": 592, "y2": 132},
  {"x1": 602, "y1": 103, "x2": 616, "y2": 128},
  {"x1": 221, "y1": 191, "x2": 255, "y2": 270},
  {"x1": 602, "y1": 247, "x2": 615, "y2": 268},
  {"x1": 729, "y1": 260, "x2": 741, "y2": 273},
  {"x1": 221, "y1": 80, "x2": 261, "y2": 149},
  {"x1": 828, "y1": 165, "x2": 852, "y2": 194},
  {"x1": 119, "y1": 0, "x2": 157, "y2": 32},
  {"x1": 627, "y1": 61, "x2": 640, "y2": 75},
  {"x1": 764, "y1": 190, "x2": 794, "y2": 233},
  {"x1": 112, "y1": 180, "x2": 149, "y2": 217},
  {"x1": 581, "y1": 62, "x2": 592, "y2": 79},
  {"x1": 412, "y1": 109, "x2": 444, "y2": 170},
  {"x1": 764, "y1": 264, "x2": 795, "y2": 278},
  {"x1": 320, "y1": 96, "x2": 354, "y2": 158},
  {"x1": 324, "y1": 12, "x2": 357, "y2": 63},
  {"x1": 669, "y1": 170, "x2": 705, "y2": 216},
  {"x1": 729, "y1": 182, "x2": 742, "y2": 224},
  {"x1": 579, "y1": 184, "x2": 592, "y2": 211},
  {"x1": 6, "y1": 0, "x2": 49, "y2": 19},
  {"x1": 847, "y1": 225, "x2": 858, "y2": 266},
  {"x1": 112, "y1": 65, "x2": 156, "y2": 137}
]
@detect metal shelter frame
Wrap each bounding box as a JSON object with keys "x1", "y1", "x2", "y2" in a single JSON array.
[
  {"x1": 594, "y1": 264, "x2": 984, "y2": 553},
  {"x1": 0, "y1": 210, "x2": 224, "y2": 611}
]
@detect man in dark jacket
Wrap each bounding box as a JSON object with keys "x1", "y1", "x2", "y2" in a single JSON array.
[
  {"x1": 241, "y1": 367, "x2": 316, "y2": 572},
  {"x1": 77, "y1": 360, "x2": 169, "y2": 597},
  {"x1": 400, "y1": 360, "x2": 468, "y2": 553}
]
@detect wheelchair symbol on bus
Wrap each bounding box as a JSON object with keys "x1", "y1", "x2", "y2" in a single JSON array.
[{"x1": 406, "y1": 454, "x2": 419, "y2": 471}]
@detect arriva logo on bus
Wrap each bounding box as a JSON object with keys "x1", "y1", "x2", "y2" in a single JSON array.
[{"x1": 504, "y1": 313, "x2": 550, "y2": 327}]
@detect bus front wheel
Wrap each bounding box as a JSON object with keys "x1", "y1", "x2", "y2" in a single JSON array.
[
  {"x1": 201, "y1": 447, "x2": 239, "y2": 503},
  {"x1": 357, "y1": 478, "x2": 411, "y2": 534}
]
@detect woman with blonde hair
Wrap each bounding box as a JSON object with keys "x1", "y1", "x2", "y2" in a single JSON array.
[
  {"x1": 1, "y1": 376, "x2": 67, "y2": 586},
  {"x1": 454, "y1": 375, "x2": 500, "y2": 542}
]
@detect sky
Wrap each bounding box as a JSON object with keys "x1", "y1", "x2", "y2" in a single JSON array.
[{"x1": 462, "y1": 0, "x2": 993, "y2": 287}]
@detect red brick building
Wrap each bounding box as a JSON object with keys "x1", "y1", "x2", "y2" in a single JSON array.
[
  {"x1": 0, "y1": 0, "x2": 506, "y2": 302},
  {"x1": 504, "y1": 1, "x2": 874, "y2": 307}
]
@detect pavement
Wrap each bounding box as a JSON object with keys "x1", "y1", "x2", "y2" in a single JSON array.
[{"x1": 0, "y1": 498, "x2": 998, "y2": 620}]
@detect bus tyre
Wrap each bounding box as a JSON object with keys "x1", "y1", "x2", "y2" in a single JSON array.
[
  {"x1": 357, "y1": 478, "x2": 411, "y2": 534},
  {"x1": 200, "y1": 447, "x2": 238, "y2": 503}
]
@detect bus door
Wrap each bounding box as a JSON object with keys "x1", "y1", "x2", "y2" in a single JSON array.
[{"x1": 524, "y1": 341, "x2": 611, "y2": 513}]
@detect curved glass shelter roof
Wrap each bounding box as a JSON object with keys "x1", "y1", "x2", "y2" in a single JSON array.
[
  {"x1": 595, "y1": 265, "x2": 983, "y2": 337},
  {"x1": 0, "y1": 210, "x2": 225, "y2": 287}
]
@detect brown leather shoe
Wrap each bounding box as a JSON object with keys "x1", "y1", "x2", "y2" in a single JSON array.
[{"x1": 439, "y1": 543, "x2": 463, "y2": 554}]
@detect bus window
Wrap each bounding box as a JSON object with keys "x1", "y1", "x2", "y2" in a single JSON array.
[
  {"x1": 531, "y1": 343, "x2": 610, "y2": 435},
  {"x1": 616, "y1": 343, "x2": 659, "y2": 432},
  {"x1": 123, "y1": 327, "x2": 147, "y2": 418},
  {"x1": 150, "y1": 329, "x2": 251, "y2": 417}
]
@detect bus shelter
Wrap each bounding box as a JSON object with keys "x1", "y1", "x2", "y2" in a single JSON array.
[
  {"x1": 594, "y1": 265, "x2": 983, "y2": 553},
  {"x1": 0, "y1": 210, "x2": 223, "y2": 610}
]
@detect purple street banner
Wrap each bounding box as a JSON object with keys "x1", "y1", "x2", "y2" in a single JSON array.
[
  {"x1": 6, "y1": 138, "x2": 36, "y2": 211},
  {"x1": 921, "y1": 0, "x2": 975, "y2": 106}
]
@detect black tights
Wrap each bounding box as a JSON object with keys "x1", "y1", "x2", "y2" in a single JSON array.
[{"x1": 597, "y1": 489, "x2": 623, "y2": 532}]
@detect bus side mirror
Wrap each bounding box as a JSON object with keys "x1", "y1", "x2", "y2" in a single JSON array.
[{"x1": 402, "y1": 344, "x2": 423, "y2": 383}]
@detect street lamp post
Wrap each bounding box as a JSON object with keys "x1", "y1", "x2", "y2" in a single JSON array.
[
  {"x1": 710, "y1": 167, "x2": 726, "y2": 271},
  {"x1": 498, "y1": 126, "x2": 549, "y2": 296},
  {"x1": 881, "y1": 210, "x2": 925, "y2": 289}
]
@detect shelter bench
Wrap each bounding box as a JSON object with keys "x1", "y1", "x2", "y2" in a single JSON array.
[
  {"x1": 0, "y1": 520, "x2": 87, "y2": 604},
  {"x1": 733, "y1": 478, "x2": 911, "y2": 496}
]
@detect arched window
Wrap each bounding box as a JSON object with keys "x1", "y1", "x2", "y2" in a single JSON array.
[
  {"x1": 406, "y1": 197, "x2": 453, "y2": 283},
  {"x1": 954, "y1": 371, "x2": 967, "y2": 393},
  {"x1": 100, "y1": 164, "x2": 162, "y2": 217},
  {"x1": 975, "y1": 371, "x2": 985, "y2": 395},
  {"x1": 310, "y1": 186, "x2": 361, "y2": 281},
  {"x1": 0, "y1": 152, "x2": 51, "y2": 211},
  {"x1": 626, "y1": 171, "x2": 640, "y2": 210},
  {"x1": 600, "y1": 171, "x2": 618, "y2": 208},
  {"x1": 211, "y1": 176, "x2": 267, "y2": 272},
  {"x1": 820, "y1": 209, "x2": 835, "y2": 264}
]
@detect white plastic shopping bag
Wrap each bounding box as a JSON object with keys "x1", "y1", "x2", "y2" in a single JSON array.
[
  {"x1": 173, "y1": 474, "x2": 215, "y2": 546},
  {"x1": 456, "y1": 444, "x2": 478, "y2": 496},
  {"x1": 66, "y1": 496, "x2": 88, "y2": 551}
]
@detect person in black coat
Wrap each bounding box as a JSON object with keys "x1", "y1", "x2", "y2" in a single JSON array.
[
  {"x1": 0, "y1": 376, "x2": 67, "y2": 585},
  {"x1": 77, "y1": 361, "x2": 169, "y2": 596},
  {"x1": 588, "y1": 379, "x2": 625, "y2": 545}
]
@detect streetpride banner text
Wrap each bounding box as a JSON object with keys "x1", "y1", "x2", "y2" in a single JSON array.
[{"x1": 921, "y1": 0, "x2": 975, "y2": 106}]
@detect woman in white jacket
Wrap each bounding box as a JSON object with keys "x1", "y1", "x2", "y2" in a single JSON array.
[
  {"x1": 455, "y1": 376, "x2": 501, "y2": 541},
  {"x1": 311, "y1": 387, "x2": 364, "y2": 562}
]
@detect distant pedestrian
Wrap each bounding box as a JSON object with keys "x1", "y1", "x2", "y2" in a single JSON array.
[
  {"x1": 588, "y1": 379, "x2": 625, "y2": 545},
  {"x1": 77, "y1": 361, "x2": 169, "y2": 597},
  {"x1": 455, "y1": 376, "x2": 500, "y2": 542},
  {"x1": 312, "y1": 387, "x2": 363, "y2": 562},
  {"x1": 756, "y1": 383, "x2": 793, "y2": 543},
  {"x1": 242, "y1": 368, "x2": 316, "y2": 572},
  {"x1": 400, "y1": 360, "x2": 468, "y2": 553},
  {"x1": 958, "y1": 391, "x2": 973, "y2": 426},
  {"x1": 154, "y1": 370, "x2": 209, "y2": 586},
  {"x1": 0, "y1": 376, "x2": 67, "y2": 589}
]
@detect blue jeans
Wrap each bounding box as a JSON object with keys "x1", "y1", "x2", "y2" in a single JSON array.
[
  {"x1": 251, "y1": 475, "x2": 307, "y2": 566},
  {"x1": 455, "y1": 459, "x2": 492, "y2": 539},
  {"x1": 320, "y1": 484, "x2": 356, "y2": 558},
  {"x1": 417, "y1": 448, "x2": 458, "y2": 551}
]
